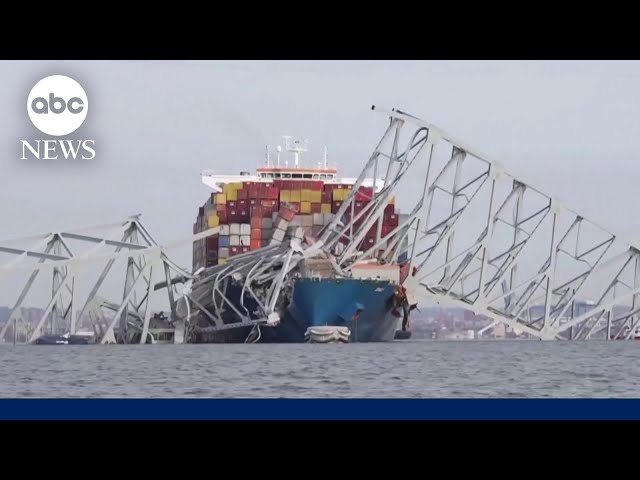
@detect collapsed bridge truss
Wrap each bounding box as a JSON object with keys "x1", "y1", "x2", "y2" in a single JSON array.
[
  {"x1": 320, "y1": 106, "x2": 640, "y2": 340},
  {"x1": 1, "y1": 106, "x2": 637, "y2": 343}
]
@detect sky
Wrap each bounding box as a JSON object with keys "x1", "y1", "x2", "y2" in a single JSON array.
[{"x1": 1, "y1": 60, "x2": 640, "y2": 307}]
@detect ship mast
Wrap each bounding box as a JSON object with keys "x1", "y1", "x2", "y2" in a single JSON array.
[{"x1": 283, "y1": 135, "x2": 308, "y2": 168}]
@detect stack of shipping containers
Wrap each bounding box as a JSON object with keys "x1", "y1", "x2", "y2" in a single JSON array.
[{"x1": 193, "y1": 178, "x2": 399, "y2": 272}]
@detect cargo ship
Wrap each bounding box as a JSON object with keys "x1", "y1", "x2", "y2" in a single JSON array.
[{"x1": 190, "y1": 137, "x2": 413, "y2": 343}]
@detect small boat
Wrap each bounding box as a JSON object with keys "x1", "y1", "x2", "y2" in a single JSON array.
[
  {"x1": 304, "y1": 326, "x2": 351, "y2": 344},
  {"x1": 33, "y1": 332, "x2": 91, "y2": 345},
  {"x1": 394, "y1": 330, "x2": 412, "y2": 340}
]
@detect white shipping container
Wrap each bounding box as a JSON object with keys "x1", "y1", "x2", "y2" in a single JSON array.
[
  {"x1": 240, "y1": 235, "x2": 251, "y2": 246},
  {"x1": 261, "y1": 218, "x2": 273, "y2": 229},
  {"x1": 240, "y1": 224, "x2": 251, "y2": 236},
  {"x1": 219, "y1": 225, "x2": 230, "y2": 236},
  {"x1": 302, "y1": 215, "x2": 313, "y2": 227},
  {"x1": 230, "y1": 235, "x2": 240, "y2": 246},
  {"x1": 272, "y1": 229, "x2": 285, "y2": 242},
  {"x1": 275, "y1": 218, "x2": 289, "y2": 231},
  {"x1": 230, "y1": 223, "x2": 241, "y2": 235},
  {"x1": 323, "y1": 213, "x2": 335, "y2": 224},
  {"x1": 289, "y1": 216, "x2": 302, "y2": 227},
  {"x1": 219, "y1": 248, "x2": 229, "y2": 258},
  {"x1": 312, "y1": 213, "x2": 324, "y2": 226}
]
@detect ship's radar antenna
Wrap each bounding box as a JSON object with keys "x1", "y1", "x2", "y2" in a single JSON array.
[{"x1": 283, "y1": 135, "x2": 308, "y2": 168}]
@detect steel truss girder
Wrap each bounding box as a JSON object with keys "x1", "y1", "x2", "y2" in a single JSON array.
[
  {"x1": 176, "y1": 237, "x2": 317, "y2": 342},
  {"x1": 320, "y1": 105, "x2": 639, "y2": 340},
  {"x1": 0, "y1": 216, "x2": 219, "y2": 345}
]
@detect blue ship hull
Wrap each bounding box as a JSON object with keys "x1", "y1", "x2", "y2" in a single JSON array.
[{"x1": 260, "y1": 277, "x2": 402, "y2": 343}]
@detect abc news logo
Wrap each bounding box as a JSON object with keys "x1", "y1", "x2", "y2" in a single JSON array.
[{"x1": 21, "y1": 75, "x2": 95, "y2": 160}]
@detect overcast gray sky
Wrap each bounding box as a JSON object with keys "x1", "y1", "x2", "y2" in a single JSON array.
[{"x1": 2, "y1": 60, "x2": 640, "y2": 305}]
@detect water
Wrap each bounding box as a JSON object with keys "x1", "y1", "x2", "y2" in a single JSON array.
[{"x1": 1, "y1": 340, "x2": 639, "y2": 398}]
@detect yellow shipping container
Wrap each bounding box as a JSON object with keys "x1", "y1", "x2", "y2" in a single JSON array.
[
  {"x1": 215, "y1": 193, "x2": 227, "y2": 204},
  {"x1": 226, "y1": 189, "x2": 238, "y2": 201},
  {"x1": 300, "y1": 202, "x2": 311, "y2": 214},
  {"x1": 301, "y1": 189, "x2": 311, "y2": 202},
  {"x1": 310, "y1": 191, "x2": 322, "y2": 203},
  {"x1": 280, "y1": 190, "x2": 291, "y2": 202},
  {"x1": 208, "y1": 214, "x2": 220, "y2": 228},
  {"x1": 218, "y1": 258, "x2": 227, "y2": 265},
  {"x1": 232, "y1": 182, "x2": 244, "y2": 190},
  {"x1": 321, "y1": 203, "x2": 331, "y2": 214},
  {"x1": 333, "y1": 189, "x2": 346, "y2": 201},
  {"x1": 290, "y1": 191, "x2": 301, "y2": 202}
]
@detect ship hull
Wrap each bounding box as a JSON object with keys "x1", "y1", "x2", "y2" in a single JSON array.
[{"x1": 259, "y1": 277, "x2": 402, "y2": 343}]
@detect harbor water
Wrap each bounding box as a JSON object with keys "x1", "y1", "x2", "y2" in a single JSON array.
[{"x1": 1, "y1": 340, "x2": 639, "y2": 398}]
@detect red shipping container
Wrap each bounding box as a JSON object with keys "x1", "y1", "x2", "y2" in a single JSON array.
[
  {"x1": 382, "y1": 225, "x2": 394, "y2": 237},
  {"x1": 218, "y1": 210, "x2": 228, "y2": 223},
  {"x1": 356, "y1": 187, "x2": 374, "y2": 202},
  {"x1": 251, "y1": 228, "x2": 262, "y2": 239},
  {"x1": 198, "y1": 206, "x2": 204, "y2": 216},
  {"x1": 250, "y1": 205, "x2": 261, "y2": 217},
  {"x1": 366, "y1": 221, "x2": 379, "y2": 238},
  {"x1": 321, "y1": 190, "x2": 332, "y2": 203},
  {"x1": 251, "y1": 217, "x2": 262, "y2": 229},
  {"x1": 228, "y1": 201, "x2": 236, "y2": 209},
  {"x1": 240, "y1": 246, "x2": 250, "y2": 254},
  {"x1": 249, "y1": 186, "x2": 259, "y2": 198},
  {"x1": 261, "y1": 199, "x2": 276, "y2": 207},
  {"x1": 279, "y1": 205, "x2": 297, "y2": 222},
  {"x1": 206, "y1": 236, "x2": 219, "y2": 251},
  {"x1": 229, "y1": 246, "x2": 240, "y2": 256},
  {"x1": 383, "y1": 212, "x2": 399, "y2": 227},
  {"x1": 238, "y1": 199, "x2": 247, "y2": 208},
  {"x1": 311, "y1": 181, "x2": 324, "y2": 190},
  {"x1": 384, "y1": 203, "x2": 395, "y2": 215},
  {"x1": 251, "y1": 239, "x2": 262, "y2": 250},
  {"x1": 249, "y1": 198, "x2": 258, "y2": 206},
  {"x1": 268, "y1": 187, "x2": 279, "y2": 199},
  {"x1": 238, "y1": 189, "x2": 248, "y2": 200},
  {"x1": 216, "y1": 203, "x2": 226, "y2": 212},
  {"x1": 238, "y1": 210, "x2": 250, "y2": 222},
  {"x1": 332, "y1": 201, "x2": 342, "y2": 214},
  {"x1": 311, "y1": 203, "x2": 322, "y2": 214}
]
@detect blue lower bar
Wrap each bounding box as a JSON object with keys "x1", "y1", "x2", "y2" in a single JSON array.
[{"x1": 1, "y1": 399, "x2": 640, "y2": 420}]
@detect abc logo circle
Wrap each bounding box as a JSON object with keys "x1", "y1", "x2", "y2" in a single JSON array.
[{"x1": 27, "y1": 75, "x2": 88, "y2": 136}]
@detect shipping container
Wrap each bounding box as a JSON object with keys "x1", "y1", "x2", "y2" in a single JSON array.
[{"x1": 207, "y1": 214, "x2": 219, "y2": 228}]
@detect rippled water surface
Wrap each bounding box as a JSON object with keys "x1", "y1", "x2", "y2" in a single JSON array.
[{"x1": 1, "y1": 340, "x2": 639, "y2": 398}]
